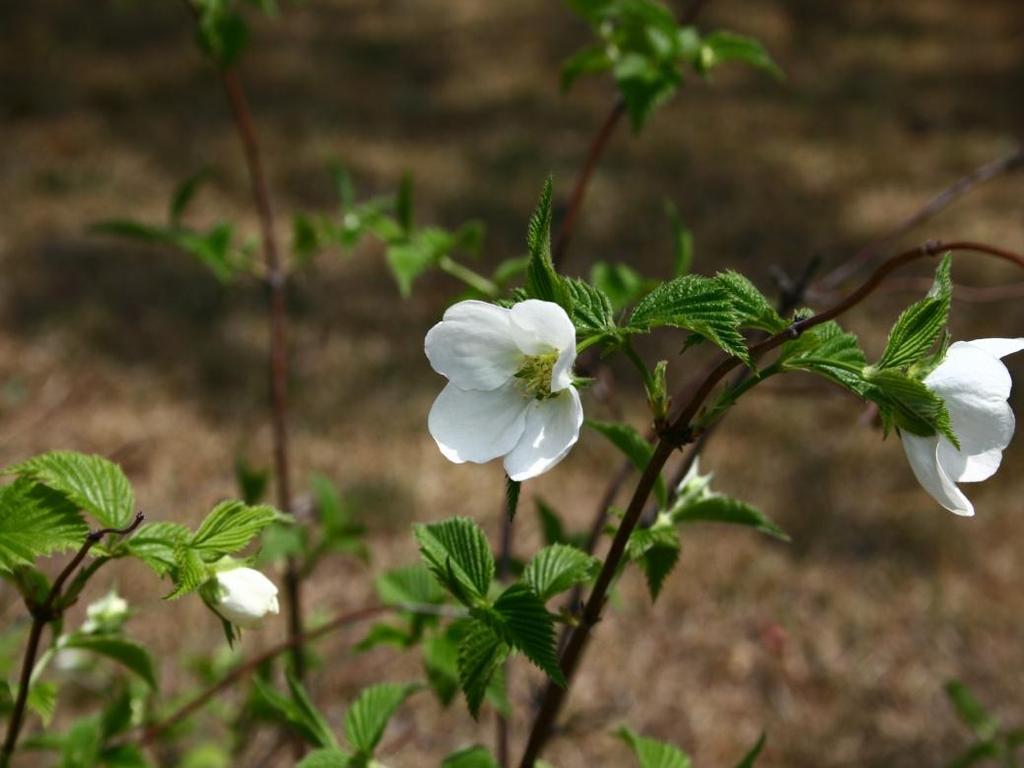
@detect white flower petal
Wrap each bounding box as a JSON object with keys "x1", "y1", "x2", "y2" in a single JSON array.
[
  {"x1": 901, "y1": 432, "x2": 974, "y2": 516},
  {"x1": 425, "y1": 301, "x2": 522, "y2": 391},
  {"x1": 214, "y1": 568, "x2": 280, "y2": 629},
  {"x1": 503, "y1": 388, "x2": 583, "y2": 481},
  {"x1": 428, "y1": 382, "x2": 528, "y2": 464},
  {"x1": 926, "y1": 342, "x2": 1013, "y2": 407},
  {"x1": 508, "y1": 300, "x2": 576, "y2": 356},
  {"x1": 936, "y1": 400, "x2": 1015, "y2": 483},
  {"x1": 963, "y1": 337, "x2": 1024, "y2": 360}
]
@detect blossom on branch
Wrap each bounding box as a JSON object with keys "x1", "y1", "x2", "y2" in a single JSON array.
[
  {"x1": 211, "y1": 567, "x2": 280, "y2": 629},
  {"x1": 425, "y1": 299, "x2": 583, "y2": 481},
  {"x1": 902, "y1": 338, "x2": 1024, "y2": 515}
]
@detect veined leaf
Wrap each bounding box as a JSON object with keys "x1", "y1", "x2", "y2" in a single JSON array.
[
  {"x1": 423, "y1": 630, "x2": 460, "y2": 706},
  {"x1": 523, "y1": 544, "x2": 598, "y2": 602},
  {"x1": 61, "y1": 635, "x2": 158, "y2": 690},
  {"x1": 565, "y1": 278, "x2": 616, "y2": 340},
  {"x1": 485, "y1": 583, "x2": 564, "y2": 686},
  {"x1": 442, "y1": 746, "x2": 499, "y2": 768},
  {"x1": 877, "y1": 254, "x2": 952, "y2": 371},
  {"x1": 698, "y1": 31, "x2": 782, "y2": 79},
  {"x1": 344, "y1": 682, "x2": 419, "y2": 754},
  {"x1": 296, "y1": 749, "x2": 351, "y2": 768},
  {"x1": 586, "y1": 421, "x2": 667, "y2": 506},
  {"x1": 125, "y1": 522, "x2": 190, "y2": 577},
  {"x1": 0, "y1": 479, "x2": 88, "y2": 573},
  {"x1": 628, "y1": 275, "x2": 748, "y2": 363},
  {"x1": 191, "y1": 501, "x2": 284, "y2": 559},
  {"x1": 778, "y1": 321, "x2": 868, "y2": 396},
  {"x1": 525, "y1": 177, "x2": 572, "y2": 312},
  {"x1": 456, "y1": 620, "x2": 508, "y2": 719},
  {"x1": 591, "y1": 261, "x2": 654, "y2": 312},
  {"x1": 670, "y1": 495, "x2": 789, "y2": 542},
  {"x1": 251, "y1": 675, "x2": 338, "y2": 750},
  {"x1": 715, "y1": 271, "x2": 787, "y2": 333},
  {"x1": 375, "y1": 564, "x2": 446, "y2": 607},
  {"x1": 618, "y1": 726, "x2": 692, "y2": 768},
  {"x1": 626, "y1": 526, "x2": 680, "y2": 601},
  {"x1": 6, "y1": 451, "x2": 134, "y2": 529},
  {"x1": 866, "y1": 368, "x2": 958, "y2": 446},
  {"x1": 414, "y1": 518, "x2": 495, "y2": 604},
  {"x1": 164, "y1": 543, "x2": 207, "y2": 600}
]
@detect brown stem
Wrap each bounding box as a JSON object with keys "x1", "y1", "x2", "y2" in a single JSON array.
[
  {"x1": 0, "y1": 513, "x2": 144, "y2": 768},
  {"x1": 518, "y1": 239, "x2": 1024, "y2": 766},
  {"x1": 219, "y1": 68, "x2": 303, "y2": 678},
  {"x1": 495, "y1": 493, "x2": 515, "y2": 768}
]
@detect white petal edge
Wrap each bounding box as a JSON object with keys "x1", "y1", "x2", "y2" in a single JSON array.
[
  {"x1": 936, "y1": 400, "x2": 1014, "y2": 483},
  {"x1": 926, "y1": 342, "x2": 1013, "y2": 406},
  {"x1": 901, "y1": 432, "x2": 974, "y2": 516},
  {"x1": 503, "y1": 387, "x2": 584, "y2": 482},
  {"x1": 425, "y1": 301, "x2": 522, "y2": 391},
  {"x1": 508, "y1": 300, "x2": 577, "y2": 392},
  {"x1": 428, "y1": 382, "x2": 528, "y2": 464},
  {"x1": 962, "y1": 337, "x2": 1024, "y2": 360}
]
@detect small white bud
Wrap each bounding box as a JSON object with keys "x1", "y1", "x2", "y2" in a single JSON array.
[{"x1": 211, "y1": 568, "x2": 280, "y2": 629}]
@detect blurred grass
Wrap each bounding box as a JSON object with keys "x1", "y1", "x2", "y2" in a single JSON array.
[{"x1": 1, "y1": 0, "x2": 1023, "y2": 766}]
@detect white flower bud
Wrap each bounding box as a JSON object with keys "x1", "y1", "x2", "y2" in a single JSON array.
[
  {"x1": 82, "y1": 590, "x2": 130, "y2": 634},
  {"x1": 211, "y1": 567, "x2": 280, "y2": 629}
]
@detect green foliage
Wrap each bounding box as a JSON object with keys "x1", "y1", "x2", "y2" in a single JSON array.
[
  {"x1": 563, "y1": 1, "x2": 778, "y2": 130},
  {"x1": 6, "y1": 451, "x2": 135, "y2": 529},
  {"x1": 618, "y1": 726, "x2": 692, "y2": 768},
  {"x1": 376, "y1": 564, "x2": 447, "y2": 607},
  {"x1": 191, "y1": 501, "x2": 284, "y2": 559},
  {"x1": 778, "y1": 321, "x2": 869, "y2": 396},
  {"x1": 865, "y1": 368, "x2": 958, "y2": 446},
  {"x1": 670, "y1": 494, "x2": 789, "y2": 542},
  {"x1": 733, "y1": 733, "x2": 766, "y2": 768},
  {"x1": 715, "y1": 271, "x2": 788, "y2": 333},
  {"x1": 0, "y1": 478, "x2": 88, "y2": 574},
  {"x1": 441, "y1": 746, "x2": 499, "y2": 768},
  {"x1": 592, "y1": 262, "x2": 654, "y2": 312},
  {"x1": 296, "y1": 750, "x2": 351, "y2": 768},
  {"x1": 525, "y1": 178, "x2": 573, "y2": 312},
  {"x1": 60, "y1": 634, "x2": 158, "y2": 690},
  {"x1": 414, "y1": 517, "x2": 495, "y2": 605},
  {"x1": 536, "y1": 499, "x2": 586, "y2": 549},
  {"x1": 455, "y1": 620, "x2": 508, "y2": 719},
  {"x1": 628, "y1": 274, "x2": 749, "y2": 363},
  {"x1": 945, "y1": 680, "x2": 1022, "y2": 768},
  {"x1": 505, "y1": 476, "x2": 522, "y2": 522},
  {"x1": 169, "y1": 168, "x2": 212, "y2": 226},
  {"x1": 482, "y1": 584, "x2": 564, "y2": 686},
  {"x1": 666, "y1": 203, "x2": 694, "y2": 277},
  {"x1": 523, "y1": 544, "x2": 599, "y2": 602},
  {"x1": 877, "y1": 254, "x2": 952, "y2": 371},
  {"x1": 626, "y1": 525, "x2": 680, "y2": 601},
  {"x1": 309, "y1": 473, "x2": 368, "y2": 560},
  {"x1": 566, "y1": 278, "x2": 618, "y2": 342},
  {"x1": 343, "y1": 682, "x2": 419, "y2": 755},
  {"x1": 587, "y1": 420, "x2": 667, "y2": 505},
  {"x1": 252, "y1": 673, "x2": 338, "y2": 749},
  {"x1": 233, "y1": 456, "x2": 269, "y2": 506},
  {"x1": 196, "y1": 0, "x2": 250, "y2": 66}
]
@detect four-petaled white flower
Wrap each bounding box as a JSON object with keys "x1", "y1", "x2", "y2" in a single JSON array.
[
  {"x1": 425, "y1": 299, "x2": 583, "y2": 481},
  {"x1": 902, "y1": 338, "x2": 1024, "y2": 516},
  {"x1": 212, "y1": 567, "x2": 280, "y2": 629}
]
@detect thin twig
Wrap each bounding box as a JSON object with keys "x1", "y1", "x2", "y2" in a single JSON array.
[
  {"x1": 0, "y1": 513, "x2": 145, "y2": 768},
  {"x1": 517, "y1": 240, "x2": 1024, "y2": 766},
  {"x1": 136, "y1": 602, "x2": 459, "y2": 746},
  {"x1": 495, "y1": 488, "x2": 516, "y2": 768}
]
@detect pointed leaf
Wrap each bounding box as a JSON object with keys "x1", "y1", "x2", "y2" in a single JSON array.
[
  {"x1": 0, "y1": 479, "x2": 87, "y2": 574},
  {"x1": 487, "y1": 583, "x2": 564, "y2": 686},
  {"x1": 456, "y1": 621, "x2": 508, "y2": 719},
  {"x1": 191, "y1": 501, "x2": 284, "y2": 558},
  {"x1": 618, "y1": 726, "x2": 691, "y2": 768},
  {"x1": 587, "y1": 421, "x2": 666, "y2": 506},
  {"x1": 344, "y1": 682, "x2": 419, "y2": 754},
  {"x1": 878, "y1": 254, "x2": 952, "y2": 371},
  {"x1": 525, "y1": 178, "x2": 572, "y2": 312},
  {"x1": 62, "y1": 635, "x2": 157, "y2": 689},
  {"x1": 523, "y1": 544, "x2": 598, "y2": 602},
  {"x1": 414, "y1": 518, "x2": 495, "y2": 604}
]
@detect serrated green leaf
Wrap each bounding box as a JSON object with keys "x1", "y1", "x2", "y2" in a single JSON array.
[
  {"x1": 456, "y1": 621, "x2": 508, "y2": 719},
  {"x1": 375, "y1": 564, "x2": 446, "y2": 607},
  {"x1": 59, "y1": 715, "x2": 103, "y2": 768},
  {"x1": 715, "y1": 271, "x2": 788, "y2": 333},
  {"x1": 251, "y1": 674, "x2": 338, "y2": 750},
  {"x1": 423, "y1": 630, "x2": 460, "y2": 706},
  {"x1": 523, "y1": 544, "x2": 598, "y2": 602},
  {"x1": 442, "y1": 746, "x2": 499, "y2": 768},
  {"x1": 344, "y1": 682, "x2": 418, "y2": 754},
  {"x1": 878, "y1": 254, "x2": 952, "y2": 371},
  {"x1": 414, "y1": 518, "x2": 494, "y2": 605},
  {"x1": 670, "y1": 494, "x2": 789, "y2": 541},
  {"x1": 125, "y1": 522, "x2": 190, "y2": 577},
  {"x1": 296, "y1": 750, "x2": 351, "y2": 768},
  {"x1": 733, "y1": 733, "x2": 766, "y2": 768},
  {"x1": 586, "y1": 421, "x2": 667, "y2": 506},
  {"x1": 779, "y1": 321, "x2": 869, "y2": 396},
  {"x1": 698, "y1": 31, "x2": 781, "y2": 79},
  {"x1": 26, "y1": 681, "x2": 58, "y2": 726},
  {"x1": 191, "y1": 501, "x2": 283, "y2": 559},
  {"x1": 6, "y1": 451, "x2": 134, "y2": 529},
  {"x1": 626, "y1": 527, "x2": 680, "y2": 601},
  {"x1": 866, "y1": 368, "x2": 958, "y2": 446},
  {"x1": 525, "y1": 178, "x2": 572, "y2": 312},
  {"x1": 165, "y1": 543, "x2": 207, "y2": 599},
  {"x1": 565, "y1": 278, "x2": 616, "y2": 340},
  {"x1": 628, "y1": 275, "x2": 749, "y2": 363},
  {"x1": 0, "y1": 478, "x2": 87, "y2": 574},
  {"x1": 62, "y1": 634, "x2": 158, "y2": 690},
  {"x1": 93, "y1": 220, "x2": 241, "y2": 283},
  {"x1": 618, "y1": 726, "x2": 692, "y2": 768},
  {"x1": 486, "y1": 583, "x2": 564, "y2": 686}
]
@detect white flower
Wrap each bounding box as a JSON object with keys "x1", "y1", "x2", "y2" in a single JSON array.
[
  {"x1": 901, "y1": 338, "x2": 1024, "y2": 516},
  {"x1": 82, "y1": 590, "x2": 129, "y2": 633},
  {"x1": 211, "y1": 567, "x2": 280, "y2": 629},
  {"x1": 425, "y1": 299, "x2": 583, "y2": 481}
]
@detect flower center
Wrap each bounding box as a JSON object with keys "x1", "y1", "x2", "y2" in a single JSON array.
[{"x1": 514, "y1": 351, "x2": 559, "y2": 400}]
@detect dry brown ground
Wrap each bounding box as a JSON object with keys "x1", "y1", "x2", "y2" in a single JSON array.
[{"x1": 2, "y1": 1, "x2": 1024, "y2": 766}]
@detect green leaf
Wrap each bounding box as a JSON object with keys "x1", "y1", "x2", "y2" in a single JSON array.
[
  {"x1": 618, "y1": 726, "x2": 692, "y2": 768},
  {"x1": 442, "y1": 746, "x2": 499, "y2": 768},
  {"x1": 523, "y1": 544, "x2": 598, "y2": 602},
  {"x1": 566, "y1": 278, "x2": 617, "y2": 341},
  {"x1": 525, "y1": 177, "x2": 572, "y2": 312},
  {"x1": 395, "y1": 172, "x2": 414, "y2": 235},
  {"x1": 234, "y1": 456, "x2": 269, "y2": 506},
  {"x1": 877, "y1": 254, "x2": 952, "y2": 371},
  {"x1": 486, "y1": 583, "x2": 564, "y2": 686},
  {"x1": 586, "y1": 421, "x2": 666, "y2": 506},
  {"x1": 945, "y1": 681, "x2": 999, "y2": 741},
  {"x1": 27, "y1": 681, "x2": 58, "y2": 726},
  {"x1": 698, "y1": 31, "x2": 782, "y2": 79},
  {"x1": 423, "y1": 630, "x2": 460, "y2": 706},
  {"x1": 62, "y1": 635, "x2": 157, "y2": 689},
  {"x1": 296, "y1": 750, "x2": 351, "y2": 768},
  {"x1": 866, "y1": 368, "x2": 957, "y2": 446},
  {"x1": 169, "y1": 169, "x2": 211, "y2": 225},
  {"x1": 92, "y1": 220, "x2": 241, "y2": 283},
  {"x1": 591, "y1": 262, "x2": 654, "y2": 312},
  {"x1": 561, "y1": 44, "x2": 612, "y2": 92},
  {"x1": 6, "y1": 451, "x2": 134, "y2": 529},
  {"x1": 414, "y1": 518, "x2": 495, "y2": 604},
  {"x1": 626, "y1": 526, "x2": 680, "y2": 601},
  {"x1": 715, "y1": 272, "x2": 787, "y2": 333},
  {"x1": 536, "y1": 499, "x2": 569, "y2": 546},
  {"x1": 344, "y1": 682, "x2": 419, "y2": 754},
  {"x1": 505, "y1": 476, "x2": 521, "y2": 522},
  {"x1": 628, "y1": 275, "x2": 748, "y2": 363},
  {"x1": 457, "y1": 621, "x2": 508, "y2": 719},
  {"x1": 666, "y1": 203, "x2": 693, "y2": 277},
  {"x1": 671, "y1": 494, "x2": 788, "y2": 541},
  {"x1": 947, "y1": 741, "x2": 1001, "y2": 768},
  {"x1": 733, "y1": 733, "x2": 766, "y2": 768},
  {"x1": 125, "y1": 522, "x2": 190, "y2": 577},
  {"x1": 191, "y1": 501, "x2": 284, "y2": 559},
  {"x1": 197, "y1": 2, "x2": 249, "y2": 67},
  {"x1": 251, "y1": 674, "x2": 338, "y2": 749},
  {"x1": 165, "y1": 543, "x2": 207, "y2": 599},
  {"x1": 778, "y1": 321, "x2": 868, "y2": 396},
  {"x1": 0, "y1": 479, "x2": 87, "y2": 574},
  {"x1": 376, "y1": 564, "x2": 446, "y2": 606},
  {"x1": 59, "y1": 716, "x2": 103, "y2": 768}
]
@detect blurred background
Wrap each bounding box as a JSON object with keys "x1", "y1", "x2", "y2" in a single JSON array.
[{"x1": 2, "y1": 0, "x2": 1023, "y2": 765}]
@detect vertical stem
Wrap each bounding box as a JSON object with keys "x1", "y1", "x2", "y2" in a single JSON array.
[
  {"x1": 219, "y1": 69, "x2": 304, "y2": 679},
  {"x1": 495, "y1": 486, "x2": 516, "y2": 768},
  {"x1": 0, "y1": 620, "x2": 46, "y2": 768}
]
